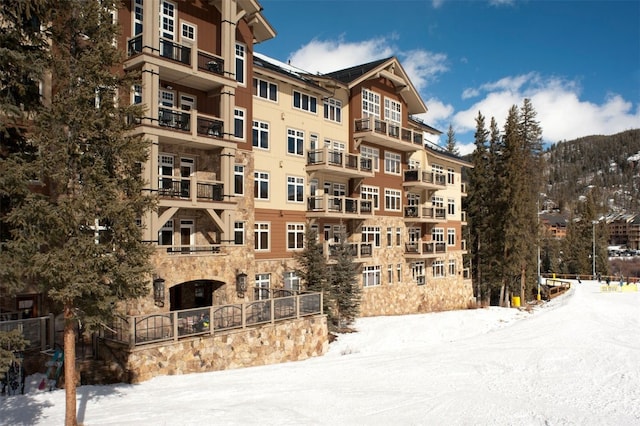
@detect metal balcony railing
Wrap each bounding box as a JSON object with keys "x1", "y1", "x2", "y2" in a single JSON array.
[
  {"x1": 103, "y1": 292, "x2": 323, "y2": 347},
  {"x1": 158, "y1": 177, "x2": 224, "y2": 201},
  {"x1": 307, "y1": 195, "x2": 373, "y2": 215}
]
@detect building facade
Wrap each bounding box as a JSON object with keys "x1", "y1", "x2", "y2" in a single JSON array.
[{"x1": 3, "y1": 0, "x2": 472, "y2": 324}]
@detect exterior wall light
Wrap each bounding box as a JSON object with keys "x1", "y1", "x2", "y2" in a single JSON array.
[
  {"x1": 153, "y1": 277, "x2": 165, "y2": 307},
  {"x1": 236, "y1": 272, "x2": 248, "y2": 297}
]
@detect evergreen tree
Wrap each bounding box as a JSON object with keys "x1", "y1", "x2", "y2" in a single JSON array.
[
  {"x1": 0, "y1": 330, "x2": 26, "y2": 381},
  {"x1": 445, "y1": 124, "x2": 460, "y2": 155},
  {"x1": 329, "y1": 238, "x2": 361, "y2": 328},
  {"x1": 467, "y1": 112, "x2": 490, "y2": 302},
  {"x1": 295, "y1": 228, "x2": 332, "y2": 323},
  {"x1": 0, "y1": 0, "x2": 53, "y2": 378},
  {"x1": 1, "y1": 2, "x2": 153, "y2": 424}
]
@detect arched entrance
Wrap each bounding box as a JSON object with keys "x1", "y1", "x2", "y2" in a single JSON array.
[{"x1": 169, "y1": 279, "x2": 225, "y2": 311}]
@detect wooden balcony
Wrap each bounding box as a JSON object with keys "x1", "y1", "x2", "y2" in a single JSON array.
[
  {"x1": 402, "y1": 169, "x2": 446, "y2": 190},
  {"x1": 404, "y1": 241, "x2": 447, "y2": 259},
  {"x1": 125, "y1": 35, "x2": 227, "y2": 92},
  {"x1": 403, "y1": 206, "x2": 446, "y2": 223},
  {"x1": 354, "y1": 117, "x2": 424, "y2": 152},
  {"x1": 306, "y1": 148, "x2": 374, "y2": 179},
  {"x1": 132, "y1": 108, "x2": 230, "y2": 150},
  {"x1": 322, "y1": 241, "x2": 373, "y2": 263},
  {"x1": 157, "y1": 176, "x2": 233, "y2": 209},
  {"x1": 307, "y1": 195, "x2": 374, "y2": 219}
]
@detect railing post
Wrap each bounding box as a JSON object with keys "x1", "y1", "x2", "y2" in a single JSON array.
[
  {"x1": 296, "y1": 294, "x2": 301, "y2": 318},
  {"x1": 172, "y1": 311, "x2": 178, "y2": 342},
  {"x1": 209, "y1": 306, "x2": 214, "y2": 336},
  {"x1": 191, "y1": 175, "x2": 197, "y2": 203},
  {"x1": 48, "y1": 313, "x2": 54, "y2": 349},
  {"x1": 270, "y1": 299, "x2": 275, "y2": 324},
  {"x1": 241, "y1": 302, "x2": 246, "y2": 329},
  {"x1": 129, "y1": 317, "x2": 136, "y2": 349}
]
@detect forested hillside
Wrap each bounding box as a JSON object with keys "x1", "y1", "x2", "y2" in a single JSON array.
[{"x1": 544, "y1": 129, "x2": 640, "y2": 213}]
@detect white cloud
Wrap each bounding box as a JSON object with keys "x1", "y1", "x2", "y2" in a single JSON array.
[
  {"x1": 453, "y1": 73, "x2": 640, "y2": 144},
  {"x1": 286, "y1": 37, "x2": 448, "y2": 93},
  {"x1": 287, "y1": 37, "x2": 395, "y2": 75}
]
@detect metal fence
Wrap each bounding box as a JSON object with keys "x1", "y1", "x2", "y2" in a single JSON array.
[
  {"x1": 0, "y1": 315, "x2": 54, "y2": 352},
  {"x1": 103, "y1": 292, "x2": 323, "y2": 348}
]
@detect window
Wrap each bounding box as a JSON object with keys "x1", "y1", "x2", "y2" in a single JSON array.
[
  {"x1": 448, "y1": 260, "x2": 456, "y2": 276},
  {"x1": 397, "y1": 263, "x2": 402, "y2": 282},
  {"x1": 412, "y1": 261, "x2": 425, "y2": 285},
  {"x1": 432, "y1": 163, "x2": 444, "y2": 183},
  {"x1": 363, "y1": 265, "x2": 381, "y2": 287},
  {"x1": 432, "y1": 227, "x2": 444, "y2": 243},
  {"x1": 234, "y1": 108, "x2": 245, "y2": 140},
  {"x1": 323, "y1": 98, "x2": 342, "y2": 123},
  {"x1": 255, "y1": 273, "x2": 270, "y2": 300},
  {"x1": 362, "y1": 88, "x2": 380, "y2": 118},
  {"x1": 360, "y1": 146, "x2": 379, "y2": 171},
  {"x1": 362, "y1": 226, "x2": 381, "y2": 248},
  {"x1": 254, "y1": 222, "x2": 270, "y2": 251},
  {"x1": 448, "y1": 228, "x2": 456, "y2": 246},
  {"x1": 133, "y1": 0, "x2": 143, "y2": 36},
  {"x1": 385, "y1": 189, "x2": 401, "y2": 211},
  {"x1": 235, "y1": 43, "x2": 245, "y2": 85},
  {"x1": 287, "y1": 223, "x2": 305, "y2": 250},
  {"x1": 448, "y1": 198, "x2": 456, "y2": 216},
  {"x1": 433, "y1": 260, "x2": 445, "y2": 278},
  {"x1": 396, "y1": 228, "x2": 402, "y2": 246},
  {"x1": 408, "y1": 159, "x2": 420, "y2": 170},
  {"x1": 284, "y1": 271, "x2": 301, "y2": 291},
  {"x1": 287, "y1": 129, "x2": 304, "y2": 156},
  {"x1": 447, "y1": 168, "x2": 455, "y2": 185},
  {"x1": 158, "y1": 219, "x2": 173, "y2": 246},
  {"x1": 387, "y1": 264, "x2": 393, "y2": 284},
  {"x1": 432, "y1": 196, "x2": 444, "y2": 209},
  {"x1": 361, "y1": 185, "x2": 379, "y2": 210},
  {"x1": 234, "y1": 222, "x2": 244, "y2": 245},
  {"x1": 132, "y1": 84, "x2": 142, "y2": 104},
  {"x1": 181, "y1": 22, "x2": 195, "y2": 43},
  {"x1": 384, "y1": 98, "x2": 401, "y2": 124},
  {"x1": 386, "y1": 227, "x2": 393, "y2": 247},
  {"x1": 254, "y1": 171, "x2": 269, "y2": 200},
  {"x1": 252, "y1": 120, "x2": 269, "y2": 149},
  {"x1": 253, "y1": 77, "x2": 277, "y2": 101},
  {"x1": 287, "y1": 176, "x2": 304, "y2": 203},
  {"x1": 293, "y1": 90, "x2": 317, "y2": 113},
  {"x1": 234, "y1": 165, "x2": 244, "y2": 195},
  {"x1": 384, "y1": 151, "x2": 401, "y2": 175}
]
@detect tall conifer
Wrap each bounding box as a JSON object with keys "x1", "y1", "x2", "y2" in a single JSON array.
[{"x1": 1, "y1": 2, "x2": 154, "y2": 424}]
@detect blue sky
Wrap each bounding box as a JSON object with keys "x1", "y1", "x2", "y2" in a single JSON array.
[{"x1": 257, "y1": 0, "x2": 640, "y2": 155}]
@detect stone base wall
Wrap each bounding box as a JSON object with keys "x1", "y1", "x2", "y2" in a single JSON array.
[{"x1": 97, "y1": 315, "x2": 327, "y2": 383}]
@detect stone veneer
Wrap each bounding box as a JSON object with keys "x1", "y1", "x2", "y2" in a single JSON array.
[{"x1": 99, "y1": 314, "x2": 328, "y2": 383}]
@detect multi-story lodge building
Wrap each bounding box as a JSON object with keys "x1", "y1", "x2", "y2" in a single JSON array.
[{"x1": 2, "y1": 0, "x2": 472, "y2": 376}]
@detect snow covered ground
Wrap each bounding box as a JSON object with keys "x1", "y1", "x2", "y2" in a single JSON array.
[{"x1": 1, "y1": 279, "x2": 639, "y2": 425}]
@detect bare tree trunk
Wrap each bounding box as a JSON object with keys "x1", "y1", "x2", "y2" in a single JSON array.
[
  {"x1": 64, "y1": 304, "x2": 77, "y2": 426},
  {"x1": 499, "y1": 284, "x2": 505, "y2": 307}
]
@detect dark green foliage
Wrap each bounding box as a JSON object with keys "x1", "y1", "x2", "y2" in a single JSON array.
[
  {"x1": 445, "y1": 124, "x2": 460, "y2": 156},
  {"x1": 0, "y1": 330, "x2": 26, "y2": 381},
  {"x1": 1, "y1": 0, "x2": 154, "y2": 332},
  {"x1": 546, "y1": 129, "x2": 640, "y2": 212},
  {"x1": 467, "y1": 100, "x2": 543, "y2": 303},
  {"x1": 329, "y1": 239, "x2": 361, "y2": 327},
  {"x1": 295, "y1": 229, "x2": 362, "y2": 331}
]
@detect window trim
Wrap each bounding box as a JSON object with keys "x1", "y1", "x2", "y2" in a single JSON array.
[{"x1": 254, "y1": 222, "x2": 270, "y2": 251}]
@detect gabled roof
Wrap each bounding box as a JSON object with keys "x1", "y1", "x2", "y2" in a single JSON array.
[
  {"x1": 325, "y1": 57, "x2": 392, "y2": 84},
  {"x1": 325, "y1": 57, "x2": 427, "y2": 115}
]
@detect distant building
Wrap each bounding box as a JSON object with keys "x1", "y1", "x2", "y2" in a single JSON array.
[{"x1": 540, "y1": 213, "x2": 568, "y2": 239}]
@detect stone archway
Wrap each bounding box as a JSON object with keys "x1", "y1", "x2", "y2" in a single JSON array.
[{"x1": 169, "y1": 279, "x2": 225, "y2": 311}]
